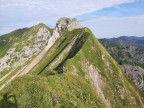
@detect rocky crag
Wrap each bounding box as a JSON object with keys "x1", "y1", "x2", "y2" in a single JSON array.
[
  {"x1": 122, "y1": 64, "x2": 144, "y2": 91},
  {"x1": 0, "y1": 26, "x2": 51, "y2": 72},
  {"x1": 121, "y1": 46, "x2": 144, "y2": 64}
]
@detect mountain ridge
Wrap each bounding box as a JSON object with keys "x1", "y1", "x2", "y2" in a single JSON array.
[
  {"x1": 101, "y1": 36, "x2": 144, "y2": 49},
  {"x1": 0, "y1": 17, "x2": 144, "y2": 107}
]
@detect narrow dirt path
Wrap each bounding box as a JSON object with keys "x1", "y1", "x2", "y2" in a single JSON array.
[
  {"x1": 0, "y1": 66, "x2": 26, "y2": 90},
  {"x1": 0, "y1": 44, "x2": 51, "y2": 91},
  {"x1": 0, "y1": 71, "x2": 13, "y2": 82},
  {"x1": 19, "y1": 31, "x2": 63, "y2": 76},
  {"x1": 19, "y1": 47, "x2": 48, "y2": 76}
]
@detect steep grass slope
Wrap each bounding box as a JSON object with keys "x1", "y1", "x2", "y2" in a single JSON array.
[
  {"x1": 0, "y1": 73, "x2": 106, "y2": 108},
  {"x1": 53, "y1": 28, "x2": 144, "y2": 107}
]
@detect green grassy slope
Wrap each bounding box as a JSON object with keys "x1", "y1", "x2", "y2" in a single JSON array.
[
  {"x1": 61, "y1": 28, "x2": 144, "y2": 107},
  {"x1": 0, "y1": 73, "x2": 106, "y2": 108},
  {"x1": 0, "y1": 27, "x2": 144, "y2": 107}
]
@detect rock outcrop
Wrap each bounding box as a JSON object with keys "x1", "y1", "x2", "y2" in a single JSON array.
[
  {"x1": 50, "y1": 17, "x2": 82, "y2": 44},
  {"x1": 121, "y1": 46, "x2": 144, "y2": 64},
  {"x1": 122, "y1": 64, "x2": 144, "y2": 91},
  {"x1": 0, "y1": 26, "x2": 51, "y2": 72},
  {"x1": 57, "y1": 17, "x2": 82, "y2": 31},
  {"x1": 44, "y1": 17, "x2": 82, "y2": 51}
]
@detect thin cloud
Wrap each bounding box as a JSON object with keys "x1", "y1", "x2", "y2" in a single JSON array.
[
  {"x1": 80, "y1": 15, "x2": 144, "y2": 38},
  {"x1": 0, "y1": 0, "x2": 134, "y2": 17},
  {"x1": 0, "y1": 0, "x2": 140, "y2": 36}
]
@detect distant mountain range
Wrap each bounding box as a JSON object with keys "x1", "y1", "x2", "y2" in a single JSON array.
[{"x1": 102, "y1": 36, "x2": 144, "y2": 49}]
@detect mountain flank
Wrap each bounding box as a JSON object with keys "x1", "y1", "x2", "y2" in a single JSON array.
[{"x1": 0, "y1": 18, "x2": 144, "y2": 107}]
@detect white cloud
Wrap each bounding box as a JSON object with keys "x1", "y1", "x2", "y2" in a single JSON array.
[
  {"x1": 0, "y1": 0, "x2": 138, "y2": 35},
  {"x1": 0, "y1": 0, "x2": 134, "y2": 17},
  {"x1": 80, "y1": 15, "x2": 144, "y2": 38}
]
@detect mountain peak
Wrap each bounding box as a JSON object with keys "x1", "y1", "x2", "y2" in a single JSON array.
[
  {"x1": 57, "y1": 17, "x2": 75, "y2": 24},
  {"x1": 56, "y1": 17, "x2": 82, "y2": 31}
]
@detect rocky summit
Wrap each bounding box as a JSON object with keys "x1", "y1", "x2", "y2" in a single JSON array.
[{"x1": 0, "y1": 17, "x2": 144, "y2": 108}]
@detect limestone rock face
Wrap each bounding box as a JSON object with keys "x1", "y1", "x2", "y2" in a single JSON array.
[
  {"x1": 45, "y1": 17, "x2": 82, "y2": 51},
  {"x1": 121, "y1": 46, "x2": 144, "y2": 64},
  {"x1": 57, "y1": 17, "x2": 82, "y2": 31},
  {"x1": 0, "y1": 27, "x2": 51, "y2": 72},
  {"x1": 122, "y1": 64, "x2": 144, "y2": 91},
  {"x1": 53, "y1": 17, "x2": 82, "y2": 39},
  {"x1": 35, "y1": 27, "x2": 51, "y2": 43}
]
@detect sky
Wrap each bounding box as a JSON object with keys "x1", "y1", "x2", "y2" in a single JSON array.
[{"x1": 0, "y1": 0, "x2": 144, "y2": 38}]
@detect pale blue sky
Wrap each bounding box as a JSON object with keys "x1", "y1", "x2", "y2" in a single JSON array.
[{"x1": 0, "y1": 0, "x2": 144, "y2": 38}]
